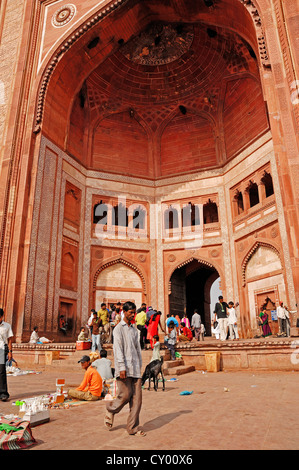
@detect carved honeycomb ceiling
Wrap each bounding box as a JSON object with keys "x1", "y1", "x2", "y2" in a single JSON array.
[{"x1": 86, "y1": 20, "x2": 259, "y2": 126}]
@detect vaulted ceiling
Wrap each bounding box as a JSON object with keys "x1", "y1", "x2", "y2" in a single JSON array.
[{"x1": 42, "y1": 0, "x2": 270, "y2": 179}]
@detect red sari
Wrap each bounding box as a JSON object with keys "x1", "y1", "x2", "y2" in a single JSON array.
[{"x1": 147, "y1": 313, "x2": 161, "y2": 348}]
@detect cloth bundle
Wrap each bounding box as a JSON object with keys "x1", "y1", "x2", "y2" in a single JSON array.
[{"x1": 0, "y1": 417, "x2": 36, "y2": 450}]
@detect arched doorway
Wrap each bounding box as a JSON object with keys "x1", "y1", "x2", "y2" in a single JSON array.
[
  {"x1": 243, "y1": 243, "x2": 285, "y2": 336},
  {"x1": 168, "y1": 259, "x2": 221, "y2": 336},
  {"x1": 94, "y1": 262, "x2": 144, "y2": 311}
]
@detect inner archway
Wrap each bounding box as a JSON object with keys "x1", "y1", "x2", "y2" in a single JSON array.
[
  {"x1": 95, "y1": 262, "x2": 144, "y2": 311},
  {"x1": 169, "y1": 259, "x2": 220, "y2": 336}
]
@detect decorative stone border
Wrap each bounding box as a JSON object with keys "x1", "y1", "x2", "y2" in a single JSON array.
[
  {"x1": 34, "y1": 0, "x2": 127, "y2": 133},
  {"x1": 237, "y1": 0, "x2": 270, "y2": 68}
]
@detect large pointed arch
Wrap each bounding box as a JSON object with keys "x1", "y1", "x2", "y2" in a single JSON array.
[
  {"x1": 241, "y1": 240, "x2": 282, "y2": 286},
  {"x1": 92, "y1": 256, "x2": 147, "y2": 294},
  {"x1": 167, "y1": 255, "x2": 222, "y2": 294}
]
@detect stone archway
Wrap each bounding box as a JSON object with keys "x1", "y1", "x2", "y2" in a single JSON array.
[
  {"x1": 168, "y1": 257, "x2": 221, "y2": 335},
  {"x1": 93, "y1": 258, "x2": 146, "y2": 311},
  {"x1": 242, "y1": 242, "x2": 287, "y2": 334}
]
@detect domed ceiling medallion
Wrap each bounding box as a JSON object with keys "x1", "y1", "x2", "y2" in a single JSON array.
[{"x1": 120, "y1": 22, "x2": 194, "y2": 66}]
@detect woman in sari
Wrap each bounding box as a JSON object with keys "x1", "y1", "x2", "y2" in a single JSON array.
[
  {"x1": 259, "y1": 308, "x2": 272, "y2": 337},
  {"x1": 147, "y1": 311, "x2": 165, "y2": 349}
]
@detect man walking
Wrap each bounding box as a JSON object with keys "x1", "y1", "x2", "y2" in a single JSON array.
[
  {"x1": 104, "y1": 301, "x2": 146, "y2": 437},
  {"x1": 91, "y1": 311, "x2": 102, "y2": 352},
  {"x1": 135, "y1": 305, "x2": 147, "y2": 350},
  {"x1": 191, "y1": 309, "x2": 201, "y2": 341},
  {"x1": 0, "y1": 309, "x2": 14, "y2": 401},
  {"x1": 214, "y1": 296, "x2": 229, "y2": 341}
]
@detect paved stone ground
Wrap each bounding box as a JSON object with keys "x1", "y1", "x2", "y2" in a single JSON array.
[{"x1": 1, "y1": 365, "x2": 299, "y2": 452}]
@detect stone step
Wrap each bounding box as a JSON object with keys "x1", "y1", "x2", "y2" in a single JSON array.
[
  {"x1": 164, "y1": 365, "x2": 196, "y2": 376},
  {"x1": 45, "y1": 347, "x2": 171, "y2": 372},
  {"x1": 163, "y1": 359, "x2": 184, "y2": 369}
]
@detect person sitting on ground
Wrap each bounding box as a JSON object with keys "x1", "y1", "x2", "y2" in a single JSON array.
[
  {"x1": 178, "y1": 322, "x2": 193, "y2": 342},
  {"x1": 67, "y1": 355, "x2": 103, "y2": 401},
  {"x1": 151, "y1": 335, "x2": 161, "y2": 362},
  {"x1": 29, "y1": 326, "x2": 54, "y2": 344},
  {"x1": 164, "y1": 321, "x2": 177, "y2": 360},
  {"x1": 77, "y1": 327, "x2": 88, "y2": 342},
  {"x1": 91, "y1": 349, "x2": 114, "y2": 380}
]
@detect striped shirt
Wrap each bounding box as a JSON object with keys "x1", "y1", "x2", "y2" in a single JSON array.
[{"x1": 112, "y1": 320, "x2": 142, "y2": 378}]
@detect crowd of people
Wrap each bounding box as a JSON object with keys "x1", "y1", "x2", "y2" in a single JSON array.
[
  {"x1": 0, "y1": 297, "x2": 294, "y2": 410},
  {"x1": 78, "y1": 302, "x2": 209, "y2": 356}
]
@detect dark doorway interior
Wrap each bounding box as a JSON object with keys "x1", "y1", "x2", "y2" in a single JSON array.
[{"x1": 169, "y1": 260, "x2": 219, "y2": 335}]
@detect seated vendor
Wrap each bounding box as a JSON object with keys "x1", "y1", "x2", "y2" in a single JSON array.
[
  {"x1": 67, "y1": 355, "x2": 103, "y2": 401},
  {"x1": 29, "y1": 326, "x2": 54, "y2": 344},
  {"x1": 178, "y1": 322, "x2": 193, "y2": 342}
]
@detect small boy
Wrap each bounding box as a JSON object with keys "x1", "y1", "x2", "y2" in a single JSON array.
[
  {"x1": 164, "y1": 321, "x2": 176, "y2": 360},
  {"x1": 78, "y1": 327, "x2": 88, "y2": 342},
  {"x1": 151, "y1": 335, "x2": 161, "y2": 361}
]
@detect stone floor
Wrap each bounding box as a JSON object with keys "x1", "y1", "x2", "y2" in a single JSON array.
[{"x1": 1, "y1": 364, "x2": 299, "y2": 451}]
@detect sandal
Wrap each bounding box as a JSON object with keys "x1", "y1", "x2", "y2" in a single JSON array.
[
  {"x1": 131, "y1": 430, "x2": 146, "y2": 437},
  {"x1": 104, "y1": 412, "x2": 114, "y2": 429}
]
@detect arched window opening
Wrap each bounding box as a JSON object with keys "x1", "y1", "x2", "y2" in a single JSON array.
[
  {"x1": 113, "y1": 203, "x2": 128, "y2": 227},
  {"x1": 132, "y1": 206, "x2": 146, "y2": 230},
  {"x1": 203, "y1": 199, "x2": 218, "y2": 224},
  {"x1": 261, "y1": 171, "x2": 274, "y2": 198},
  {"x1": 164, "y1": 206, "x2": 179, "y2": 230},
  {"x1": 182, "y1": 202, "x2": 201, "y2": 227},
  {"x1": 234, "y1": 190, "x2": 244, "y2": 215},
  {"x1": 93, "y1": 201, "x2": 108, "y2": 224},
  {"x1": 247, "y1": 181, "x2": 259, "y2": 208}
]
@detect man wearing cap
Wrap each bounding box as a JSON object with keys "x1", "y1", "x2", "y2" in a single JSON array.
[{"x1": 67, "y1": 355, "x2": 103, "y2": 401}]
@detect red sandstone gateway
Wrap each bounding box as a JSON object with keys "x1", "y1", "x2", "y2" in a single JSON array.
[{"x1": 0, "y1": 0, "x2": 298, "y2": 344}]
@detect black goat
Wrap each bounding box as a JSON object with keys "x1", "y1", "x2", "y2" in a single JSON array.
[{"x1": 141, "y1": 357, "x2": 165, "y2": 391}]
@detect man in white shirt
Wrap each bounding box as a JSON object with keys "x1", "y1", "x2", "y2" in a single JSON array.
[
  {"x1": 227, "y1": 302, "x2": 239, "y2": 340},
  {"x1": 277, "y1": 302, "x2": 290, "y2": 337},
  {"x1": 0, "y1": 308, "x2": 14, "y2": 401}
]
